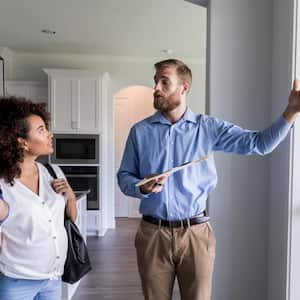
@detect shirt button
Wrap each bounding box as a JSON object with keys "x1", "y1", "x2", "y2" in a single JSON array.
[
  {"x1": 56, "y1": 256, "x2": 60, "y2": 259},
  {"x1": 48, "y1": 219, "x2": 52, "y2": 222},
  {"x1": 53, "y1": 236, "x2": 56, "y2": 239},
  {"x1": 42, "y1": 201, "x2": 45, "y2": 205}
]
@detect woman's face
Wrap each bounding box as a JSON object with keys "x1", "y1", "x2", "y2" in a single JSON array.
[{"x1": 22, "y1": 114, "x2": 53, "y2": 157}]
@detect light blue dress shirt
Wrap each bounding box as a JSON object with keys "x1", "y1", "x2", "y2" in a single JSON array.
[{"x1": 117, "y1": 108, "x2": 292, "y2": 221}]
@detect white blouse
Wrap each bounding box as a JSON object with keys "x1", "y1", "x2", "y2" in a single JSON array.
[{"x1": 0, "y1": 163, "x2": 68, "y2": 280}]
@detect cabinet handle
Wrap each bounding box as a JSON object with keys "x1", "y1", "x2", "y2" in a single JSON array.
[{"x1": 71, "y1": 121, "x2": 78, "y2": 129}]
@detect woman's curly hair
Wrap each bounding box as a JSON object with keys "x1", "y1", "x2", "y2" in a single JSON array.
[{"x1": 0, "y1": 96, "x2": 50, "y2": 185}]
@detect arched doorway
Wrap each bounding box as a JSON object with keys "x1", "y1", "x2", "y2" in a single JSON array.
[{"x1": 114, "y1": 85, "x2": 155, "y2": 217}]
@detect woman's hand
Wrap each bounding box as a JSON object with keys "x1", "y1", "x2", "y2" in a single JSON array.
[
  {"x1": 52, "y1": 179, "x2": 75, "y2": 200},
  {"x1": 52, "y1": 179, "x2": 77, "y2": 222}
]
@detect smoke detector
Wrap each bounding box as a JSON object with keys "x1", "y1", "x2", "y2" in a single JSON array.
[{"x1": 41, "y1": 29, "x2": 56, "y2": 35}]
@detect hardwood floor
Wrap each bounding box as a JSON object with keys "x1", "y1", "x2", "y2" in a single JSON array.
[{"x1": 72, "y1": 218, "x2": 180, "y2": 300}]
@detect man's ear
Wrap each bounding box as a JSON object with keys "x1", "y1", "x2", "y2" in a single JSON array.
[
  {"x1": 17, "y1": 137, "x2": 29, "y2": 151},
  {"x1": 181, "y1": 82, "x2": 190, "y2": 95}
]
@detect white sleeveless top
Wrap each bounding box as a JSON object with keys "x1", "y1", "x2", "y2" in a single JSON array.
[{"x1": 0, "y1": 163, "x2": 68, "y2": 280}]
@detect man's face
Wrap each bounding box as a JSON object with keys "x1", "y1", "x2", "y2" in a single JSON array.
[{"x1": 153, "y1": 67, "x2": 187, "y2": 113}]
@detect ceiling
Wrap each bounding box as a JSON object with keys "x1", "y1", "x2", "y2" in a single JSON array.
[{"x1": 0, "y1": 0, "x2": 207, "y2": 59}]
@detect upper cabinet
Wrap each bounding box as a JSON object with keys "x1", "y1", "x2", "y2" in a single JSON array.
[
  {"x1": 44, "y1": 69, "x2": 108, "y2": 133},
  {"x1": 6, "y1": 81, "x2": 48, "y2": 104}
]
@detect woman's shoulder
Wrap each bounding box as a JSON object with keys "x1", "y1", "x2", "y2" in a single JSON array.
[
  {"x1": 37, "y1": 162, "x2": 66, "y2": 180},
  {"x1": 0, "y1": 177, "x2": 11, "y2": 189}
]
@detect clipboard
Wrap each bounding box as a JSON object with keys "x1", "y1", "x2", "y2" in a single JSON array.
[{"x1": 135, "y1": 155, "x2": 209, "y2": 187}]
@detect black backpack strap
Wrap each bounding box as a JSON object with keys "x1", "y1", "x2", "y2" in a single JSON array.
[
  {"x1": 44, "y1": 163, "x2": 58, "y2": 179},
  {"x1": 44, "y1": 163, "x2": 69, "y2": 218}
]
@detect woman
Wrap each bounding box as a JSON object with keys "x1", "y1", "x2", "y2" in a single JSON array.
[{"x1": 0, "y1": 96, "x2": 77, "y2": 300}]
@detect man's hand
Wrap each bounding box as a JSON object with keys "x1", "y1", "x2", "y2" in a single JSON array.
[
  {"x1": 139, "y1": 174, "x2": 168, "y2": 194},
  {"x1": 284, "y1": 79, "x2": 300, "y2": 123}
]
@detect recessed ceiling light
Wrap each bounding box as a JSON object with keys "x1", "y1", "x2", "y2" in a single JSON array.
[
  {"x1": 41, "y1": 29, "x2": 56, "y2": 35},
  {"x1": 161, "y1": 49, "x2": 173, "y2": 55}
]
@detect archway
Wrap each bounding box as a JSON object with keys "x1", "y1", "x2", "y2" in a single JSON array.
[{"x1": 114, "y1": 85, "x2": 155, "y2": 217}]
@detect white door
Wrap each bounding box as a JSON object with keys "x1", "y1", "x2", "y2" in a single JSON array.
[{"x1": 114, "y1": 86, "x2": 154, "y2": 217}]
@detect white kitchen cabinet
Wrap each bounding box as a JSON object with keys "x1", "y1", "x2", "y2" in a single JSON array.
[
  {"x1": 87, "y1": 210, "x2": 106, "y2": 237},
  {"x1": 44, "y1": 69, "x2": 105, "y2": 133},
  {"x1": 44, "y1": 69, "x2": 111, "y2": 238},
  {"x1": 6, "y1": 81, "x2": 48, "y2": 103}
]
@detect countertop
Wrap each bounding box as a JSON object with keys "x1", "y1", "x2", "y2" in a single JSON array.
[{"x1": 74, "y1": 190, "x2": 90, "y2": 201}]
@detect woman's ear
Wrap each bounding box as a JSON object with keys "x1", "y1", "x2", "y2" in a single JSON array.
[{"x1": 17, "y1": 137, "x2": 29, "y2": 151}]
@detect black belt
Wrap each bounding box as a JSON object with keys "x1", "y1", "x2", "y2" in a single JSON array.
[{"x1": 142, "y1": 214, "x2": 210, "y2": 228}]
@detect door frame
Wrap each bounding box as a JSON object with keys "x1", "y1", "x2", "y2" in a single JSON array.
[{"x1": 286, "y1": 0, "x2": 300, "y2": 298}]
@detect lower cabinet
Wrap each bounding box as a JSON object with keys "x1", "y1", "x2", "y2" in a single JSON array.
[{"x1": 87, "y1": 211, "x2": 105, "y2": 236}]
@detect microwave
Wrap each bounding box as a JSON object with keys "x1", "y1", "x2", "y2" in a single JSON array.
[{"x1": 51, "y1": 134, "x2": 99, "y2": 164}]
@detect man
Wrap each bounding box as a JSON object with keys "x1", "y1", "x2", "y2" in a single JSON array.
[{"x1": 117, "y1": 59, "x2": 300, "y2": 300}]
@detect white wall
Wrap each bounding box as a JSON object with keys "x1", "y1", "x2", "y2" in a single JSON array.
[
  {"x1": 6, "y1": 51, "x2": 207, "y2": 114},
  {"x1": 114, "y1": 86, "x2": 155, "y2": 218},
  {"x1": 209, "y1": 0, "x2": 273, "y2": 299}
]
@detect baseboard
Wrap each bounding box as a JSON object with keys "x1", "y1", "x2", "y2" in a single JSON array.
[
  {"x1": 98, "y1": 227, "x2": 108, "y2": 237},
  {"x1": 87, "y1": 227, "x2": 108, "y2": 237}
]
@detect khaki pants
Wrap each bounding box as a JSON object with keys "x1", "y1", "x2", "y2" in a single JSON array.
[{"x1": 135, "y1": 220, "x2": 216, "y2": 300}]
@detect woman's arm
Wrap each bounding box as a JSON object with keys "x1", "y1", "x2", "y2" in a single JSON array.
[
  {"x1": 65, "y1": 187, "x2": 77, "y2": 223},
  {"x1": 0, "y1": 188, "x2": 9, "y2": 222},
  {"x1": 52, "y1": 179, "x2": 77, "y2": 223},
  {"x1": 0, "y1": 198, "x2": 9, "y2": 222}
]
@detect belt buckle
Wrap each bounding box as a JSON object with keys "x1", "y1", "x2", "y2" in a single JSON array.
[
  {"x1": 168, "y1": 220, "x2": 177, "y2": 228},
  {"x1": 168, "y1": 219, "x2": 184, "y2": 228}
]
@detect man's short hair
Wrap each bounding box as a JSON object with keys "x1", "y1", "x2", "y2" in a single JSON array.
[{"x1": 154, "y1": 59, "x2": 192, "y2": 88}]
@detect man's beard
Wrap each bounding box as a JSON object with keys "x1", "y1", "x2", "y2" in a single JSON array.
[{"x1": 153, "y1": 94, "x2": 181, "y2": 112}]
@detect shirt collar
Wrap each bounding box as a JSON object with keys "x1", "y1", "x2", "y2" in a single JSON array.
[
  {"x1": 182, "y1": 107, "x2": 198, "y2": 124},
  {"x1": 149, "y1": 107, "x2": 198, "y2": 125}
]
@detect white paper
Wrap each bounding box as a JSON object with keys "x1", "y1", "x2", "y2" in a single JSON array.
[{"x1": 135, "y1": 155, "x2": 209, "y2": 187}]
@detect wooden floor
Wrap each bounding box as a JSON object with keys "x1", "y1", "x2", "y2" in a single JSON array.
[{"x1": 72, "y1": 218, "x2": 180, "y2": 300}]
